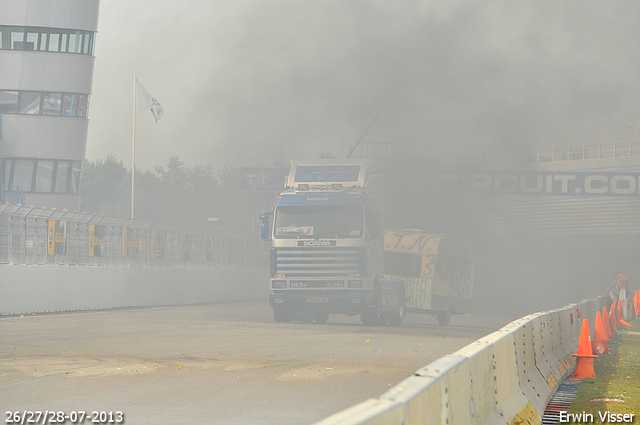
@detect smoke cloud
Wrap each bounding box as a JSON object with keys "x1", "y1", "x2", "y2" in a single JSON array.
[{"x1": 87, "y1": 0, "x2": 640, "y2": 170}]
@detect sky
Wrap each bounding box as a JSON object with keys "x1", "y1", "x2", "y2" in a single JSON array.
[{"x1": 86, "y1": 0, "x2": 640, "y2": 171}]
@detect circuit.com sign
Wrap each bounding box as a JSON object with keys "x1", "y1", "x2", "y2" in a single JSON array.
[{"x1": 459, "y1": 172, "x2": 640, "y2": 196}]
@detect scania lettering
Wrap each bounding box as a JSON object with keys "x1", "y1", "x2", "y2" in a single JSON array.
[{"x1": 299, "y1": 240, "x2": 335, "y2": 247}]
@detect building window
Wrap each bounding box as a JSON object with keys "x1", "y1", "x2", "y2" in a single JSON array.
[
  {"x1": 69, "y1": 31, "x2": 83, "y2": 54},
  {"x1": 60, "y1": 33, "x2": 68, "y2": 53},
  {"x1": 71, "y1": 162, "x2": 81, "y2": 194},
  {"x1": 1, "y1": 90, "x2": 89, "y2": 118},
  {"x1": 10, "y1": 28, "x2": 25, "y2": 50},
  {"x1": 3, "y1": 158, "x2": 82, "y2": 194},
  {"x1": 62, "y1": 94, "x2": 77, "y2": 116},
  {"x1": 83, "y1": 32, "x2": 92, "y2": 55},
  {"x1": 25, "y1": 30, "x2": 39, "y2": 51},
  {"x1": 35, "y1": 160, "x2": 54, "y2": 192},
  {"x1": 12, "y1": 159, "x2": 35, "y2": 191},
  {"x1": 0, "y1": 91, "x2": 19, "y2": 114},
  {"x1": 77, "y1": 95, "x2": 89, "y2": 118},
  {"x1": 19, "y1": 92, "x2": 42, "y2": 114},
  {"x1": 42, "y1": 93, "x2": 62, "y2": 115},
  {"x1": 38, "y1": 31, "x2": 48, "y2": 51},
  {"x1": 55, "y1": 161, "x2": 70, "y2": 193},
  {"x1": 0, "y1": 26, "x2": 95, "y2": 55},
  {"x1": 48, "y1": 32, "x2": 60, "y2": 52}
]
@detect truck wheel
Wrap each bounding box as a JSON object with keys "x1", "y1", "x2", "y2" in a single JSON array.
[
  {"x1": 388, "y1": 286, "x2": 405, "y2": 327},
  {"x1": 314, "y1": 310, "x2": 329, "y2": 324},
  {"x1": 436, "y1": 309, "x2": 451, "y2": 326},
  {"x1": 274, "y1": 309, "x2": 290, "y2": 323}
]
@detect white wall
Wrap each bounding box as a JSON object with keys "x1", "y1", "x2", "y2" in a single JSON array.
[{"x1": 0, "y1": 265, "x2": 269, "y2": 315}]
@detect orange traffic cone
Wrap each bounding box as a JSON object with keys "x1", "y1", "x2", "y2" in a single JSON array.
[
  {"x1": 570, "y1": 319, "x2": 598, "y2": 379},
  {"x1": 617, "y1": 299, "x2": 623, "y2": 319},
  {"x1": 592, "y1": 312, "x2": 610, "y2": 354},
  {"x1": 610, "y1": 304, "x2": 618, "y2": 334}
]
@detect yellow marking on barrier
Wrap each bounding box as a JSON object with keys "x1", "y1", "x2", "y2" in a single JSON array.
[
  {"x1": 509, "y1": 402, "x2": 541, "y2": 425},
  {"x1": 558, "y1": 355, "x2": 574, "y2": 375},
  {"x1": 48, "y1": 220, "x2": 56, "y2": 255},
  {"x1": 545, "y1": 371, "x2": 558, "y2": 389}
]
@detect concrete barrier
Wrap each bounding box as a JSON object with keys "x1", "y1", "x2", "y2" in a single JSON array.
[
  {"x1": 0, "y1": 265, "x2": 269, "y2": 315},
  {"x1": 314, "y1": 297, "x2": 607, "y2": 425}
]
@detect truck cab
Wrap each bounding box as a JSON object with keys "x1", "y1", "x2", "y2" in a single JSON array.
[{"x1": 261, "y1": 160, "x2": 399, "y2": 324}]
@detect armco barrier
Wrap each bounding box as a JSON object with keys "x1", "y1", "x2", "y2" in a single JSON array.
[{"x1": 315, "y1": 297, "x2": 607, "y2": 425}]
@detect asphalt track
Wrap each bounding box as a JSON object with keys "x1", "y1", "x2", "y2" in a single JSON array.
[{"x1": 1, "y1": 301, "x2": 514, "y2": 424}]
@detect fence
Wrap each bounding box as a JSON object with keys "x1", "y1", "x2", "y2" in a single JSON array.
[{"x1": 0, "y1": 204, "x2": 267, "y2": 269}]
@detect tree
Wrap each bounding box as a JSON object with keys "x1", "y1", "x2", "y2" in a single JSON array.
[
  {"x1": 80, "y1": 155, "x2": 130, "y2": 216},
  {"x1": 154, "y1": 155, "x2": 219, "y2": 225}
]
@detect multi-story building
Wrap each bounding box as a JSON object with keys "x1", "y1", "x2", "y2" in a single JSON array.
[{"x1": 0, "y1": 1, "x2": 99, "y2": 210}]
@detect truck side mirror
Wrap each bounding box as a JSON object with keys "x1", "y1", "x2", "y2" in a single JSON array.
[
  {"x1": 261, "y1": 221, "x2": 271, "y2": 241},
  {"x1": 260, "y1": 211, "x2": 272, "y2": 241}
]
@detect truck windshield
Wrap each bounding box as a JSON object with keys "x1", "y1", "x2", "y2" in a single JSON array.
[{"x1": 274, "y1": 205, "x2": 363, "y2": 239}]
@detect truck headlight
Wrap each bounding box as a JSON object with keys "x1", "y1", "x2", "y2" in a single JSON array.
[
  {"x1": 272, "y1": 280, "x2": 286, "y2": 289},
  {"x1": 348, "y1": 280, "x2": 363, "y2": 288}
]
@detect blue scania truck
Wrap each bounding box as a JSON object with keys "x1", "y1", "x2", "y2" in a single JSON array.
[
  {"x1": 260, "y1": 159, "x2": 474, "y2": 325},
  {"x1": 260, "y1": 159, "x2": 406, "y2": 325}
]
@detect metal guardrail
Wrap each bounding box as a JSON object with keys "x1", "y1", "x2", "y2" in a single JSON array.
[
  {"x1": 0, "y1": 204, "x2": 266, "y2": 268},
  {"x1": 452, "y1": 141, "x2": 640, "y2": 168}
]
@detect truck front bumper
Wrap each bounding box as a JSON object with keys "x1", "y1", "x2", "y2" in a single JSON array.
[{"x1": 269, "y1": 290, "x2": 373, "y2": 314}]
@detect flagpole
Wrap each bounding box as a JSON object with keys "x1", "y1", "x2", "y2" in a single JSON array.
[{"x1": 131, "y1": 73, "x2": 136, "y2": 219}]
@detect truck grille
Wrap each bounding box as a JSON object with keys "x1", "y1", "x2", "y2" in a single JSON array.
[{"x1": 273, "y1": 247, "x2": 364, "y2": 278}]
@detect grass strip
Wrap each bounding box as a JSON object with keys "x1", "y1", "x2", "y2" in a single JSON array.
[{"x1": 568, "y1": 317, "x2": 640, "y2": 422}]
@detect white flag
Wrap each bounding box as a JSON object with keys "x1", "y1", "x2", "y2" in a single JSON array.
[{"x1": 136, "y1": 78, "x2": 164, "y2": 122}]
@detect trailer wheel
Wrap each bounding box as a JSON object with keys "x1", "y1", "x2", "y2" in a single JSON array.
[
  {"x1": 436, "y1": 309, "x2": 451, "y2": 326},
  {"x1": 274, "y1": 309, "x2": 291, "y2": 323},
  {"x1": 388, "y1": 285, "x2": 405, "y2": 327}
]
